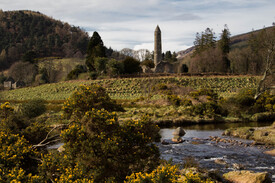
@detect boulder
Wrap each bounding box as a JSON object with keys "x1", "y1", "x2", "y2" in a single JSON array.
[
  {"x1": 233, "y1": 163, "x2": 245, "y2": 170},
  {"x1": 173, "y1": 127, "x2": 186, "y2": 136},
  {"x1": 57, "y1": 145, "x2": 65, "y2": 152},
  {"x1": 264, "y1": 149, "x2": 275, "y2": 156},
  {"x1": 223, "y1": 170, "x2": 271, "y2": 183},
  {"x1": 172, "y1": 135, "x2": 184, "y2": 143},
  {"x1": 161, "y1": 140, "x2": 170, "y2": 145},
  {"x1": 214, "y1": 158, "x2": 227, "y2": 165}
]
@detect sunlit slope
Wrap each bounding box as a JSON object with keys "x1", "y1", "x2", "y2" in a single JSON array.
[{"x1": 0, "y1": 76, "x2": 259, "y2": 101}]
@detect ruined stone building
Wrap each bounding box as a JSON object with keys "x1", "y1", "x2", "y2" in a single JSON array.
[{"x1": 3, "y1": 77, "x2": 25, "y2": 89}]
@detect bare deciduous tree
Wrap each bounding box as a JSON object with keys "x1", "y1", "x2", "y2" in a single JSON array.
[{"x1": 251, "y1": 27, "x2": 275, "y2": 99}]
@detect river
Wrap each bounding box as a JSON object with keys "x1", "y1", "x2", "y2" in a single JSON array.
[
  {"x1": 48, "y1": 122, "x2": 275, "y2": 180},
  {"x1": 157, "y1": 122, "x2": 275, "y2": 181}
]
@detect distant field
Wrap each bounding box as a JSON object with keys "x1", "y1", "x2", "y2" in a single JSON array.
[{"x1": 0, "y1": 76, "x2": 260, "y2": 101}]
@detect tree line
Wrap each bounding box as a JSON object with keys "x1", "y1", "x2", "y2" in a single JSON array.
[
  {"x1": 189, "y1": 25, "x2": 275, "y2": 76},
  {"x1": 0, "y1": 10, "x2": 89, "y2": 71}
]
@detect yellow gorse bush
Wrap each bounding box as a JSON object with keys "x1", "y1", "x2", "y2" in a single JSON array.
[
  {"x1": 0, "y1": 131, "x2": 41, "y2": 182},
  {"x1": 125, "y1": 164, "x2": 179, "y2": 183},
  {"x1": 55, "y1": 163, "x2": 94, "y2": 183},
  {"x1": 62, "y1": 84, "x2": 123, "y2": 119},
  {"x1": 0, "y1": 102, "x2": 14, "y2": 118},
  {"x1": 126, "y1": 164, "x2": 215, "y2": 183},
  {"x1": 179, "y1": 170, "x2": 215, "y2": 183}
]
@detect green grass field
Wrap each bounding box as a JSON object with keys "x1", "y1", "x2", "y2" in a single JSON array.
[{"x1": 0, "y1": 76, "x2": 260, "y2": 101}]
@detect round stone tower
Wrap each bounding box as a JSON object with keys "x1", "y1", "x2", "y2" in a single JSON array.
[{"x1": 154, "y1": 25, "x2": 162, "y2": 66}]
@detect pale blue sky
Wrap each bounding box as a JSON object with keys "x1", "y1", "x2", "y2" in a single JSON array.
[{"x1": 1, "y1": 0, "x2": 275, "y2": 51}]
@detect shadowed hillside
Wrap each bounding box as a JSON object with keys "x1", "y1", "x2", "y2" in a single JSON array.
[{"x1": 0, "y1": 10, "x2": 89, "y2": 70}]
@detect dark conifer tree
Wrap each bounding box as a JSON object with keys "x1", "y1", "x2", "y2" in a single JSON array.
[
  {"x1": 193, "y1": 28, "x2": 216, "y2": 56},
  {"x1": 85, "y1": 31, "x2": 106, "y2": 71},
  {"x1": 219, "y1": 25, "x2": 231, "y2": 72}
]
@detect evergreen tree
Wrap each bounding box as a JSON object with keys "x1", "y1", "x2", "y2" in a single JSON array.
[
  {"x1": 172, "y1": 51, "x2": 177, "y2": 62},
  {"x1": 193, "y1": 28, "x2": 216, "y2": 55},
  {"x1": 86, "y1": 31, "x2": 106, "y2": 71},
  {"x1": 164, "y1": 51, "x2": 172, "y2": 60},
  {"x1": 218, "y1": 25, "x2": 231, "y2": 72}
]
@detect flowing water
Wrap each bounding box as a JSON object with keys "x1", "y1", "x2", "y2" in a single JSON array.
[{"x1": 157, "y1": 122, "x2": 275, "y2": 181}]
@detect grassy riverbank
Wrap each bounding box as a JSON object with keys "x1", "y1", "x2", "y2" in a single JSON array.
[
  {"x1": 1, "y1": 75, "x2": 274, "y2": 127},
  {"x1": 224, "y1": 122, "x2": 275, "y2": 146}
]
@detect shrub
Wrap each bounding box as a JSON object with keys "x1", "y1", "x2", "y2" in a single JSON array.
[
  {"x1": 125, "y1": 163, "x2": 179, "y2": 183},
  {"x1": 221, "y1": 89, "x2": 275, "y2": 118},
  {"x1": 125, "y1": 163, "x2": 215, "y2": 183},
  {"x1": 67, "y1": 65, "x2": 87, "y2": 80},
  {"x1": 22, "y1": 122, "x2": 50, "y2": 145},
  {"x1": 233, "y1": 88, "x2": 256, "y2": 109},
  {"x1": 190, "y1": 88, "x2": 218, "y2": 100},
  {"x1": 42, "y1": 110, "x2": 160, "y2": 182},
  {"x1": 122, "y1": 57, "x2": 142, "y2": 74},
  {"x1": 251, "y1": 112, "x2": 275, "y2": 122},
  {"x1": 0, "y1": 130, "x2": 41, "y2": 182},
  {"x1": 0, "y1": 102, "x2": 14, "y2": 119},
  {"x1": 190, "y1": 101, "x2": 221, "y2": 118},
  {"x1": 141, "y1": 59, "x2": 155, "y2": 68},
  {"x1": 0, "y1": 113, "x2": 28, "y2": 134},
  {"x1": 154, "y1": 83, "x2": 169, "y2": 91},
  {"x1": 181, "y1": 98, "x2": 193, "y2": 107},
  {"x1": 39, "y1": 152, "x2": 94, "y2": 182},
  {"x1": 180, "y1": 170, "x2": 215, "y2": 183},
  {"x1": 62, "y1": 84, "x2": 124, "y2": 119},
  {"x1": 89, "y1": 71, "x2": 98, "y2": 80},
  {"x1": 20, "y1": 99, "x2": 46, "y2": 118},
  {"x1": 254, "y1": 92, "x2": 275, "y2": 112},
  {"x1": 167, "y1": 94, "x2": 182, "y2": 106},
  {"x1": 106, "y1": 59, "x2": 124, "y2": 77},
  {"x1": 235, "y1": 95, "x2": 255, "y2": 107}
]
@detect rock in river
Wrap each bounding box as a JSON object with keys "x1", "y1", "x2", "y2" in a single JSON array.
[
  {"x1": 223, "y1": 170, "x2": 272, "y2": 183},
  {"x1": 172, "y1": 127, "x2": 186, "y2": 136},
  {"x1": 264, "y1": 149, "x2": 275, "y2": 156},
  {"x1": 172, "y1": 135, "x2": 184, "y2": 143},
  {"x1": 214, "y1": 158, "x2": 227, "y2": 165}
]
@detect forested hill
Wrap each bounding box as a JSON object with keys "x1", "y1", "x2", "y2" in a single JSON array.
[
  {"x1": 0, "y1": 10, "x2": 89, "y2": 70},
  {"x1": 178, "y1": 26, "x2": 275, "y2": 60}
]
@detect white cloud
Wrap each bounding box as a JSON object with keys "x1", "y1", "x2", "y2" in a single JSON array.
[{"x1": 1, "y1": 0, "x2": 275, "y2": 52}]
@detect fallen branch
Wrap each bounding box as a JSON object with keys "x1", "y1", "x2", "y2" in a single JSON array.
[{"x1": 32, "y1": 123, "x2": 71, "y2": 149}]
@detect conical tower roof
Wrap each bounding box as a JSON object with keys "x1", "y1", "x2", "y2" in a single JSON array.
[{"x1": 155, "y1": 25, "x2": 161, "y2": 32}]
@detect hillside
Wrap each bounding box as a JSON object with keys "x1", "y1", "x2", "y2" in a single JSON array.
[
  {"x1": 177, "y1": 26, "x2": 275, "y2": 60},
  {"x1": 0, "y1": 10, "x2": 89, "y2": 70},
  {"x1": 0, "y1": 76, "x2": 259, "y2": 101},
  {"x1": 177, "y1": 25, "x2": 275, "y2": 75}
]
